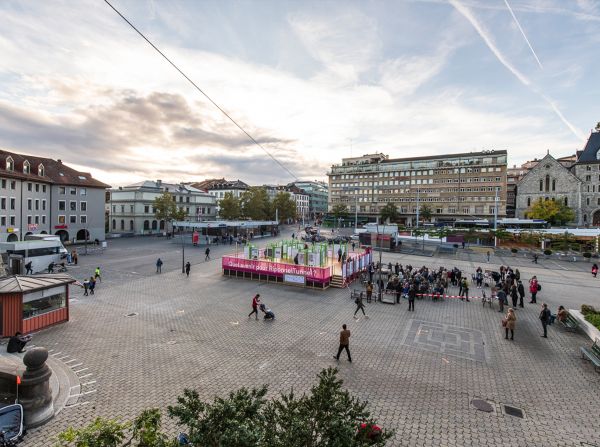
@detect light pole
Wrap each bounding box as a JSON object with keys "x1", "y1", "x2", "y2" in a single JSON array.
[
  {"x1": 180, "y1": 223, "x2": 185, "y2": 273},
  {"x1": 493, "y1": 187, "x2": 499, "y2": 247}
]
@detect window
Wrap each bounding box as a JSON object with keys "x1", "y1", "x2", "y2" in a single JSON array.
[
  {"x1": 6, "y1": 157, "x2": 15, "y2": 171},
  {"x1": 27, "y1": 199, "x2": 32, "y2": 210},
  {"x1": 143, "y1": 220, "x2": 150, "y2": 230},
  {"x1": 70, "y1": 187, "x2": 77, "y2": 195},
  {"x1": 10, "y1": 198, "x2": 15, "y2": 210},
  {"x1": 35, "y1": 199, "x2": 39, "y2": 211},
  {"x1": 539, "y1": 179, "x2": 543, "y2": 191},
  {"x1": 587, "y1": 198, "x2": 590, "y2": 206},
  {"x1": 112, "y1": 205, "x2": 116, "y2": 213},
  {"x1": 120, "y1": 205, "x2": 124, "y2": 213},
  {"x1": 112, "y1": 219, "x2": 116, "y2": 230},
  {"x1": 10, "y1": 216, "x2": 15, "y2": 226},
  {"x1": 0, "y1": 217, "x2": 5, "y2": 226},
  {"x1": 34, "y1": 215, "x2": 39, "y2": 224},
  {"x1": 0, "y1": 198, "x2": 4, "y2": 210},
  {"x1": 80, "y1": 201, "x2": 87, "y2": 211},
  {"x1": 42, "y1": 185, "x2": 46, "y2": 193},
  {"x1": 23, "y1": 160, "x2": 30, "y2": 174},
  {"x1": 129, "y1": 205, "x2": 134, "y2": 213},
  {"x1": 0, "y1": 179, "x2": 4, "y2": 189},
  {"x1": 23, "y1": 290, "x2": 66, "y2": 319},
  {"x1": 144, "y1": 205, "x2": 149, "y2": 213},
  {"x1": 42, "y1": 199, "x2": 46, "y2": 211},
  {"x1": 80, "y1": 215, "x2": 87, "y2": 224},
  {"x1": 586, "y1": 175, "x2": 591, "y2": 182},
  {"x1": 27, "y1": 183, "x2": 32, "y2": 192},
  {"x1": 27, "y1": 216, "x2": 32, "y2": 225},
  {"x1": 80, "y1": 187, "x2": 86, "y2": 196},
  {"x1": 35, "y1": 183, "x2": 39, "y2": 192},
  {"x1": 129, "y1": 220, "x2": 134, "y2": 231},
  {"x1": 59, "y1": 186, "x2": 66, "y2": 194},
  {"x1": 38, "y1": 164, "x2": 44, "y2": 176},
  {"x1": 545, "y1": 175, "x2": 550, "y2": 192},
  {"x1": 70, "y1": 215, "x2": 76, "y2": 224},
  {"x1": 58, "y1": 215, "x2": 65, "y2": 224},
  {"x1": 58, "y1": 200, "x2": 66, "y2": 211},
  {"x1": 552, "y1": 179, "x2": 556, "y2": 191},
  {"x1": 41, "y1": 215, "x2": 46, "y2": 225}
]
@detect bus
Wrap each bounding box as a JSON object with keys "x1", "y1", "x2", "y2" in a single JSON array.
[
  {"x1": 0, "y1": 240, "x2": 68, "y2": 275},
  {"x1": 497, "y1": 218, "x2": 548, "y2": 230}
]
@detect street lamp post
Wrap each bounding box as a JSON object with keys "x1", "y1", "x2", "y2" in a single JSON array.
[{"x1": 493, "y1": 186, "x2": 499, "y2": 247}]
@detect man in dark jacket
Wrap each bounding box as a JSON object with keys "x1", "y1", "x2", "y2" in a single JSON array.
[
  {"x1": 517, "y1": 281, "x2": 525, "y2": 308},
  {"x1": 540, "y1": 303, "x2": 551, "y2": 338},
  {"x1": 7, "y1": 332, "x2": 31, "y2": 353},
  {"x1": 334, "y1": 324, "x2": 352, "y2": 362},
  {"x1": 408, "y1": 286, "x2": 416, "y2": 311}
]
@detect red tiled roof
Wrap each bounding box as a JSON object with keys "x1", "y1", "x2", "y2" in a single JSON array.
[{"x1": 0, "y1": 149, "x2": 110, "y2": 188}]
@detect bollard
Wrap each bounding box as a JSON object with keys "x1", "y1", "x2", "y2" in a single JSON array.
[{"x1": 19, "y1": 347, "x2": 54, "y2": 428}]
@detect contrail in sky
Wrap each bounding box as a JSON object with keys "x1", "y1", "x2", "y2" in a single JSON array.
[
  {"x1": 449, "y1": 0, "x2": 584, "y2": 140},
  {"x1": 503, "y1": 0, "x2": 543, "y2": 69}
]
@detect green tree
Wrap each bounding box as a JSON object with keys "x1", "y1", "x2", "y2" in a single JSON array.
[
  {"x1": 271, "y1": 192, "x2": 297, "y2": 223},
  {"x1": 240, "y1": 187, "x2": 271, "y2": 220},
  {"x1": 153, "y1": 192, "x2": 186, "y2": 233},
  {"x1": 379, "y1": 203, "x2": 398, "y2": 224},
  {"x1": 332, "y1": 204, "x2": 348, "y2": 227},
  {"x1": 419, "y1": 204, "x2": 432, "y2": 222},
  {"x1": 56, "y1": 368, "x2": 392, "y2": 447},
  {"x1": 526, "y1": 198, "x2": 575, "y2": 225},
  {"x1": 218, "y1": 192, "x2": 242, "y2": 220}
]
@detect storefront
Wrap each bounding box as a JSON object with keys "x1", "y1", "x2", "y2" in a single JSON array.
[{"x1": 0, "y1": 274, "x2": 75, "y2": 337}]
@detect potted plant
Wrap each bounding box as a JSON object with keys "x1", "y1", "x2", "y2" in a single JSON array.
[
  {"x1": 543, "y1": 249, "x2": 552, "y2": 258},
  {"x1": 583, "y1": 252, "x2": 592, "y2": 262},
  {"x1": 510, "y1": 248, "x2": 518, "y2": 257}
]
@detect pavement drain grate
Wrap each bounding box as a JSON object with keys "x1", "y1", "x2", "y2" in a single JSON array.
[
  {"x1": 471, "y1": 399, "x2": 494, "y2": 413},
  {"x1": 125, "y1": 312, "x2": 138, "y2": 317},
  {"x1": 502, "y1": 405, "x2": 525, "y2": 419}
]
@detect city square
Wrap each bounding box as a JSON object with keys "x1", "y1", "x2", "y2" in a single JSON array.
[{"x1": 15, "y1": 231, "x2": 600, "y2": 446}]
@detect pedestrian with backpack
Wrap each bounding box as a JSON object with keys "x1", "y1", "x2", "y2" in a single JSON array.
[{"x1": 529, "y1": 276, "x2": 539, "y2": 303}]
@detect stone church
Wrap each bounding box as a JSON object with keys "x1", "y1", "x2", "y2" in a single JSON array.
[{"x1": 515, "y1": 129, "x2": 600, "y2": 226}]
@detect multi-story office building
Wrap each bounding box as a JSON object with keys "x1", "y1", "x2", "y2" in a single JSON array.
[
  {"x1": 108, "y1": 180, "x2": 216, "y2": 235},
  {"x1": 327, "y1": 151, "x2": 508, "y2": 225},
  {"x1": 290, "y1": 180, "x2": 328, "y2": 219},
  {"x1": 0, "y1": 150, "x2": 109, "y2": 243}
]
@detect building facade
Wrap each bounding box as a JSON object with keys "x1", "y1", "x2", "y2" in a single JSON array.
[
  {"x1": 327, "y1": 151, "x2": 507, "y2": 225},
  {"x1": 290, "y1": 180, "x2": 328, "y2": 218},
  {"x1": 572, "y1": 130, "x2": 600, "y2": 226},
  {"x1": 108, "y1": 180, "x2": 216, "y2": 235},
  {"x1": 189, "y1": 179, "x2": 249, "y2": 218},
  {"x1": 0, "y1": 150, "x2": 109, "y2": 243}
]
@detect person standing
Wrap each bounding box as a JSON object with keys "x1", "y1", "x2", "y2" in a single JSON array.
[
  {"x1": 72, "y1": 250, "x2": 78, "y2": 265},
  {"x1": 83, "y1": 278, "x2": 89, "y2": 296},
  {"x1": 496, "y1": 288, "x2": 506, "y2": 313},
  {"x1": 353, "y1": 293, "x2": 367, "y2": 318},
  {"x1": 334, "y1": 324, "x2": 352, "y2": 362},
  {"x1": 408, "y1": 285, "x2": 416, "y2": 311},
  {"x1": 156, "y1": 258, "x2": 163, "y2": 273},
  {"x1": 185, "y1": 262, "x2": 191, "y2": 277},
  {"x1": 94, "y1": 267, "x2": 102, "y2": 282},
  {"x1": 486, "y1": 251, "x2": 490, "y2": 262},
  {"x1": 248, "y1": 294, "x2": 261, "y2": 320},
  {"x1": 517, "y1": 281, "x2": 525, "y2": 308},
  {"x1": 504, "y1": 308, "x2": 516, "y2": 340},
  {"x1": 510, "y1": 284, "x2": 518, "y2": 308},
  {"x1": 25, "y1": 261, "x2": 33, "y2": 275},
  {"x1": 592, "y1": 263, "x2": 598, "y2": 278},
  {"x1": 365, "y1": 281, "x2": 373, "y2": 303},
  {"x1": 205, "y1": 247, "x2": 211, "y2": 261},
  {"x1": 337, "y1": 247, "x2": 342, "y2": 263},
  {"x1": 351, "y1": 242, "x2": 356, "y2": 252},
  {"x1": 89, "y1": 276, "x2": 96, "y2": 295},
  {"x1": 460, "y1": 278, "x2": 470, "y2": 302},
  {"x1": 540, "y1": 303, "x2": 551, "y2": 338},
  {"x1": 529, "y1": 276, "x2": 539, "y2": 303}
]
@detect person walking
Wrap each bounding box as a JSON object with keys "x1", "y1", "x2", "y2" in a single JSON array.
[
  {"x1": 503, "y1": 308, "x2": 516, "y2": 340},
  {"x1": 540, "y1": 303, "x2": 551, "y2": 338},
  {"x1": 408, "y1": 285, "x2": 416, "y2": 311},
  {"x1": 334, "y1": 324, "x2": 352, "y2": 362},
  {"x1": 25, "y1": 261, "x2": 33, "y2": 275},
  {"x1": 365, "y1": 281, "x2": 373, "y2": 303},
  {"x1": 532, "y1": 254, "x2": 538, "y2": 264},
  {"x1": 94, "y1": 267, "x2": 102, "y2": 282},
  {"x1": 83, "y1": 278, "x2": 89, "y2": 296},
  {"x1": 89, "y1": 276, "x2": 96, "y2": 295},
  {"x1": 337, "y1": 247, "x2": 342, "y2": 263},
  {"x1": 156, "y1": 258, "x2": 163, "y2": 273},
  {"x1": 353, "y1": 293, "x2": 367, "y2": 318},
  {"x1": 486, "y1": 251, "x2": 490, "y2": 262},
  {"x1": 529, "y1": 276, "x2": 539, "y2": 303},
  {"x1": 460, "y1": 278, "x2": 470, "y2": 302},
  {"x1": 517, "y1": 281, "x2": 525, "y2": 308},
  {"x1": 248, "y1": 294, "x2": 260, "y2": 320},
  {"x1": 592, "y1": 263, "x2": 598, "y2": 278},
  {"x1": 510, "y1": 284, "x2": 518, "y2": 308},
  {"x1": 205, "y1": 247, "x2": 211, "y2": 261},
  {"x1": 185, "y1": 262, "x2": 191, "y2": 277},
  {"x1": 72, "y1": 250, "x2": 78, "y2": 265}
]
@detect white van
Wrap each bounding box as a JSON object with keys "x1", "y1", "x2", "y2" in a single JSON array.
[{"x1": 0, "y1": 240, "x2": 68, "y2": 275}]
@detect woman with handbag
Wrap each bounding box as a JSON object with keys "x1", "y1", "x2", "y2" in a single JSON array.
[{"x1": 503, "y1": 308, "x2": 516, "y2": 340}]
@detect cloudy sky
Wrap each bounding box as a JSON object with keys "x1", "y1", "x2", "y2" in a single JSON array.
[{"x1": 0, "y1": 0, "x2": 598, "y2": 187}]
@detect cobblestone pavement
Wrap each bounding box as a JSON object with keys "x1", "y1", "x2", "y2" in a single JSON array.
[{"x1": 21, "y1": 238, "x2": 600, "y2": 447}]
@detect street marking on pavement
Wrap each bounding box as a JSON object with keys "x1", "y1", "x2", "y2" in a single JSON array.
[
  {"x1": 176, "y1": 310, "x2": 185, "y2": 314},
  {"x1": 258, "y1": 362, "x2": 269, "y2": 370},
  {"x1": 74, "y1": 368, "x2": 89, "y2": 374},
  {"x1": 82, "y1": 381, "x2": 96, "y2": 386},
  {"x1": 549, "y1": 261, "x2": 568, "y2": 271},
  {"x1": 51, "y1": 352, "x2": 62, "y2": 356},
  {"x1": 442, "y1": 357, "x2": 450, "y2": 364},
  {"x1": 78, "y1": 373, "x2": 93, "y2": 379},
  {"x1": 229, "y1": 321, "x2": 239, "y2": 325},
  {"x1": 65, "y1": 401, "x2": 90, "y2": 409},
  {"x1": 70, "y1": 363, "x2": 83, "y2": 368},
  {"x1": 166, "y1": 340, "x2": 176, "y2": 345},
  {"x1": 64, "y1": 359, "x2": 78, "y2": 364}
]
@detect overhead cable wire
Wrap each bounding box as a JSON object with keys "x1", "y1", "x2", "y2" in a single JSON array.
[{"x1": 103, "y1": 0, "x2": 298, "y2": 180}]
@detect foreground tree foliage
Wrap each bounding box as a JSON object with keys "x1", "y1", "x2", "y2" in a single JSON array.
[
  {"x1": 526, "y1": 198, "x2": 575, "y2": 225},
  {"x1": 55, "y1": 368, "x2": 392, "y2": 447}
]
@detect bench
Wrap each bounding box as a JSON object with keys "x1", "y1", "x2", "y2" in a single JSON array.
[
  {"x1": 560, "y1": 314, "x2": 579, "y2": 332},
  {"x1": 580, "y1": 339, "x2": 600, "y2": 372}
]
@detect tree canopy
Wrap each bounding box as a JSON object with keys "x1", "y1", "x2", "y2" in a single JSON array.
[
  {"x1": 55, "y1": 368, "x2": 392, "y2": 447},
  {"x1": 526, "y1": 198, "x2": 575, "y2": 225},
  {"x1": 218, "y1": 192, "x2": 242, "y2": 220},
  {"x1": 379, "y1": 203, "x2": 398, "y2": 224},
  {"x1": 240, "y1": 187, "x2": 271, "y2": 220},
  {"x1": 419, "y1": 204, "x2": 432, "y2": 222},
  {"x1": 153, "y1": 192, "x2": 186, "y2": 229},
  {"x1": 332, "y1": 204, "x2": 348, "y2": 222},
  {"x1": 271, "y1": 192, "x2": 297, "y2": 222}
]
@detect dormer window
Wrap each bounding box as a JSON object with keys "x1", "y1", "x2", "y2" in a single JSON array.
[
  {"x1": 38, "y1": 164, "x2": 45, "y2": 176},
  {"x1": 6, "y1": 156, "x2": 14, "y2": 171},
  {"x1": 23, "y1": 160, "x2": 30, "y2": 174}
]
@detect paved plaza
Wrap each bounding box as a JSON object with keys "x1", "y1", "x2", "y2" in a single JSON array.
[{"x1": 19, "y1": 233, "x2": 600, "y2": 446}]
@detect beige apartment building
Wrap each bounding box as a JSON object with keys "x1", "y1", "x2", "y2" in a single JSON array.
[{"x1": 327, "y1": 151, "x2": 507, "y2": 225}]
